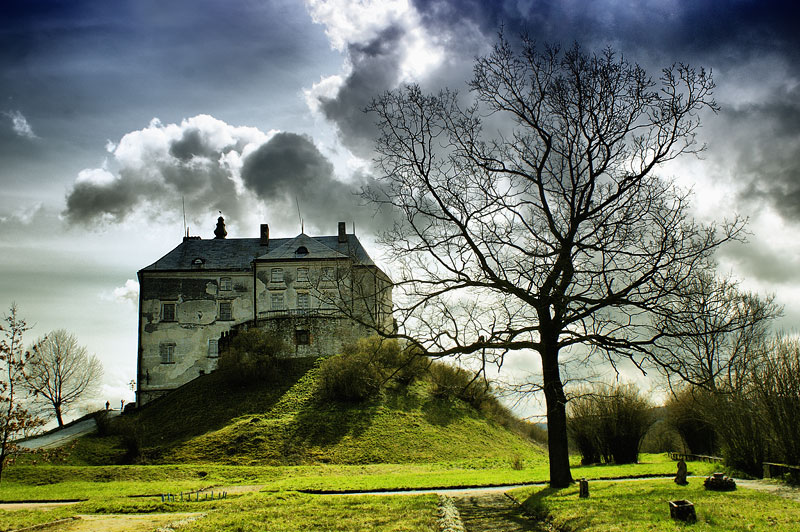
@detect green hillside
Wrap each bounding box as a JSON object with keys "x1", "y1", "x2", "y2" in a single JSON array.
[{"x1": 76, "y1": 355, "x2": 545, "y2": 466}]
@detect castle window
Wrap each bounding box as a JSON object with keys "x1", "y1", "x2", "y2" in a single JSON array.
[
  {"x1": 321, "y1": 266, "x2": 335, "y2": 281},
  {"x1": 322, "y1": 290, "x2": 337, "y2": 308},
  {"x1": 161, "y1": 303, "x2": 176, "y2": 322},
  {"x1": 159, "y1": 343, "x2": 175, "y2": 364},
  {"x1": 219, "y1": 301, "x2": 233, "y2": 321},
  {"x1": 219, "y1": 277, "x2": 232, "y2": 291},
  {"x1": 271, "y1": 292, "x2": 284, "y2": 310},
  {"x1": 297, "y1": 267, "x2": 309, "y2": 282},
  {"x1": 295, "y1": 330, "x2": 310, "y2": 345},
  {"x1": 208, "y1": 339, "x2": 219, "y2": 358},
  {"x1": 297, "y1": 292, "x2": 310, "y2": 310},
  {"x1": 270, "y1": 268, "x2": 284, "y2": 283},
  {"x1": 295, "y1": 246, "x2": 309, "y2": 257}
]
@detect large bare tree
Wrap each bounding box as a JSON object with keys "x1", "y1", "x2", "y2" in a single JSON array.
[
  {"x1": 365, "y1": 38, "x2": 743, "y2": 487},
  {"x1": 25, "y1": 329, "x2": 102, "y2": 427}
]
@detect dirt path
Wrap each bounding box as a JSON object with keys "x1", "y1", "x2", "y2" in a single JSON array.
[
  {"x1": 736, "y1": 479, "x2": 800, "y2": 502},
  {"x1": 452, "y1": 492, "x2": 546, "y2": 532},
  {"x1": 43, "y1": 512, "x2": 204, "y2": 532},
  {"x1": 16, "y1": 412, "x2": 120, "y2": 450},
  {"x1": 0, "y1": 501, "x2": 82, "y2": 511}
]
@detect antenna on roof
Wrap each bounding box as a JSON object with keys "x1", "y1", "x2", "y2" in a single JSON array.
[
  {"x1": 295, "y1": 196, "x2": 303, "y2": 234},
  {"x1": 182, "y1": 196, "x2": 187, "y2": 237}
]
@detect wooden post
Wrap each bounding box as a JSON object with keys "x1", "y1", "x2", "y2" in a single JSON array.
[{"x1": 579, "y1": 478, "x2": 589, "y2": 498}]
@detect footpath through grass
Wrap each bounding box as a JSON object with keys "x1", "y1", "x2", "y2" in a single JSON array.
[{"x1": 514, "y1": 477, "x2": 800, "y2": 532}]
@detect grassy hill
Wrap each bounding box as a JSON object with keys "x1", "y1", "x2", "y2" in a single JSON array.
[{"x1": 71, "y1": 355, "x2": 545, "y2": 466}]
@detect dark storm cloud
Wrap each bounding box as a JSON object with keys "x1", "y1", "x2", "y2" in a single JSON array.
[
  {"x1": 0, "y1": 0, "x2": 338, "y2": 187},
  {"x1": 719, "y1": 239, "x2": 800, "y2": 286},
  {"x1": 316, "y1": 26, "x2": 406, "y2": 158},
  {"x1": 62, "y1": 117, "x2": 396, "y2": 234},
  {"x1": 411, "y1": 0, "x2": 800, "y2": 64},
  {"x1": 242, "y1": 132, "x2": 336, "y2": 196},
  {"x1": 168, "y1": 129, "x2": 221, "y2": 162},
  {"x1": 719, "y1": 85, "x2": 800, "y2": 222},
  {"x1": 62, "y1": 116, "x2": 257, "y2": 226},
  {"x1": 64, "y1": 175, "x2": 164, "y2": 225},
  {"x1": 241, "y1": 132, "x2": 394, "y2": 232}
]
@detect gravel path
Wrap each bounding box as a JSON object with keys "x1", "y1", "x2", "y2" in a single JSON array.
[{"x1": 451, "y1": 492, "x2": 546, "y2": 532}]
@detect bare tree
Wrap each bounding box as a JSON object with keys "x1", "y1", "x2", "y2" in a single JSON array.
[
  {"x1": 0, "y1": 304, "x2": 44, "y2": 482},
  {"x1": 365, "y1": 37, "x2": 742, "y2": 487},
  {"x1": 25, "y1": 329, "x2": 103, "y2": 427},
  {"x1": 655, "y1": 273, "x2": 780, "y2": 391}
]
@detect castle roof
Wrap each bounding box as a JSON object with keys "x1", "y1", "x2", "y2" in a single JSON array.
[{"x1": 139, "y1": 232, "x2": 376, "y2": 273}]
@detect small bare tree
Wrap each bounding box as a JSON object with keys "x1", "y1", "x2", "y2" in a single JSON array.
[
  {"x1": 655, "y1": 273, "x2": 781, "y2": 391},
  {"x1": 25, "y1": 329, "x2": 103, "y2": 427},
  {"x1": 0, "y1": 304, "x2": 44, "y2": 482}
]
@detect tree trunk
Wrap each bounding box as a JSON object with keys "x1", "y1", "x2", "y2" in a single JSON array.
[
  {"x1": 541, "y1": 342, "x2": 573, "y2": 488},
  {"x1": 55, "y1": 405, "x2": 64, "y2": 427}
]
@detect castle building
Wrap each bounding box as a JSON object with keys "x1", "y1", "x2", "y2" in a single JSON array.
[{"x1": 135, "y1": 218, "x2": 393, "y2": 405}]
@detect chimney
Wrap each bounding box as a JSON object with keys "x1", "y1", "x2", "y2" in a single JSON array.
[
  {"x1": 337, "y1": 221, "x2": 347, "y2": 243},
  {"x1": 260, "y1": 224, "x2": 269, "y2": 246}
]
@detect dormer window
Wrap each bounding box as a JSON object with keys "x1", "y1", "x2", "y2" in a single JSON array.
[
  {"x1": 295, "y1": 246, "x2": 309, "y2": 258},
  {"x1": 192, "y1": 257, "x2": 205, "y2": 269}
]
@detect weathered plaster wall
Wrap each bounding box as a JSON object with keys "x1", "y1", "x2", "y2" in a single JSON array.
[
  {"x1": 138, "y1": 259, "x2": 393, "y2": 405},
  {"x1": 258, "y1": 316, "x2": 375, "y2": 357},
  {"x1": 139, "y1": 271, "x2": 253, "y2": 402}
]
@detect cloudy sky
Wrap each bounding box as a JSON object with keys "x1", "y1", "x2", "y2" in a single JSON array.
[{"x1": 1, "y1": 0, "x2": 799, "y2": 414}]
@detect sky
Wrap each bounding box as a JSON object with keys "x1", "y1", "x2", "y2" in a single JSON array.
[{"x1": 1, "y1": 0, "x2": 799, "y2": 418}]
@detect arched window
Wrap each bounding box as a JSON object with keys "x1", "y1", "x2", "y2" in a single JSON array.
[{"x1": 295, "y1": 246, "x2": 309, "y2": 257}]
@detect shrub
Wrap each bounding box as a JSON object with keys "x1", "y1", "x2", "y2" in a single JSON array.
[
  {"x1": 428, "y1": 362, "x2": 491, "y2": 406},
  {"x1": 752, "y1": 337, "x2": 800, "y2": 466},
  {"x1": 317, "y1": 352, "x2": 382, "y2": 402},
  {"x1": 217, "y1": 329, "x2": 286, "y2": 383},
  {"x1": 568, "y1": 383, "x2": 655, "y2": 464},
  {"x1": 317, "y1": 336, "x2": 428, "y2": 403},
  {"x1": 710, "y1": 391, "x2": 766, "y2": 476},
  {"x1": 664, "y1": 387, "x2": 717, "y2": 455}
]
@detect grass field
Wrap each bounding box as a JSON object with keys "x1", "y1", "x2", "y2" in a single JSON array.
[
  {"x1": 1, "y1": 454, "x2": 719, "y2": 500},
  {"x1": 514, "y1": 477, "x2": 800, "y2": 531},
  {"x1": 0, "y1": 455, "x2": 733, "y2": 531}
]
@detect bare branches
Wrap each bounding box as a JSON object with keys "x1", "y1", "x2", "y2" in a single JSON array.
[
  {"x1": 25, "y1": 329, "x2": 103, "y2": 427},
  {"x1": 0, "y1": 304, "x2": 45, "y2": 482},
  {"x1": 366, "y1": 35, "x2": 740, "y2": 488}
]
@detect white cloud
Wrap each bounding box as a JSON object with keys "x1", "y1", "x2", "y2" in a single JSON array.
[
  {"x1": 304, "y1": 0, "x2": 443, "y2": 83},
  {"x1": 112, "y1": 279, "x2": 140, "y2": 305},
  {"x1": 305, "y1": 74, "x2": 346, "y2": 113},
  {"x1": 64, "y1": 114, "x2": 277, "y2": 228},
  {"x1": 4, "y1": 109, "x2": 38, "y2": 139},
  {"x1": 306, "y1": 0, "x2": 411, "y2": 51}
]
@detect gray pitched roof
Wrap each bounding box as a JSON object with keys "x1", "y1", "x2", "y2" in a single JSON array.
[
  {"x1": 140, "y1": 233, "x2": 376, "y2": 272},
  {"x1": 256, "y1": 233, "x2": 349, "y2": 261}
]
